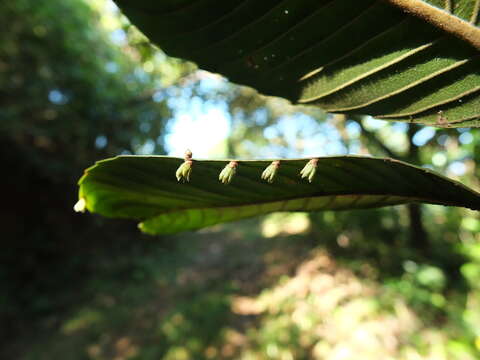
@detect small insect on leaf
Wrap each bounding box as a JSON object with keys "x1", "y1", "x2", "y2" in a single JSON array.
[
  {"x1": 176, "y1": 161, "x2": 193, "y2": 182},
  {"x1": 300, "y1": 158, "x2": 319, "y2": 183},
  {"x1": 176, "y1": 149, "x2": 193, "y2": 182},
  {"x1": 219, "y1": 161, "x2": 238, "y2": 184},
  {"x1": 261, "y1": 160, "x2": 280, "y2": 183}
]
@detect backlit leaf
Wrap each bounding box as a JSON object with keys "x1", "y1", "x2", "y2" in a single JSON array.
[
  {"x1": 114, "y1": 0, "x2": 480, "y2": 127},
  {"x1": 77, "y1": 155, "x2": 480, "y2": 234}
]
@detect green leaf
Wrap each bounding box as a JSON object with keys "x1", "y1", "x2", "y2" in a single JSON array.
[
  {"x1": 113, "y1": 0, "x2": 480, "y2": 127},
  {"x1": 77, "y1": 155, "x2": 480, "y2": 235}
]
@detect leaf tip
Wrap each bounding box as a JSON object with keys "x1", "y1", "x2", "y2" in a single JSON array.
[
  {"x1": 73, "y1": 197, "x2": 87, "y2": 213},
  {"x1": 176, "y1": 149, "x2": 194, "y2": 182}
]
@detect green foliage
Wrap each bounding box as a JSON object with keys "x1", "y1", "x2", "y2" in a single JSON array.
[
  {"x1": 114, "y1": 0, "x2": 480, "y2": 127},
  {"x1": 0, "y1": 0, "x2": 172, "y2": 181},
  {"x1": 74, "y1": 0, "x2": 480, "y2": 233},
  {"x1": 3, "y1": 0, "x2": 480, "y2": 359},
  {"x1": 0, "y1": 0, "x2": 181, "y2": 343}
]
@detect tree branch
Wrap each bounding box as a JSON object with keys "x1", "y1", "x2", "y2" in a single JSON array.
[{"x1": 382, "y1": 0, "x2": 480, "y2": 50}]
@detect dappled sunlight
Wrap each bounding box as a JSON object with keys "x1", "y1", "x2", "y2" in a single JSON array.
[
  {"x1": 113, "y1": 337, "x2": 139, "y2": 360},
  {"x1": 228, "y1": 250, "x2": 472, "y2": 360},
  {"x1": 9, "y1": 215, "x2": 480, "y2": 360},
  {"x1": 261, "y1": 213, "x2": 311, "y2": 238}
]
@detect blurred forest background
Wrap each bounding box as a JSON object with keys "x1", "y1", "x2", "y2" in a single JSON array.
[{"x1": 2, "y1": 0, "x2": 480, "y2": 359}]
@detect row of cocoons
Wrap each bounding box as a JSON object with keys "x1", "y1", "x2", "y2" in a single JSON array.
[
  {"x1": 73, "y1": 151, "x2": 320, "y2": 214},
  {"x1": 175, "y1": 150, "x2": 319, "y2": 184}
]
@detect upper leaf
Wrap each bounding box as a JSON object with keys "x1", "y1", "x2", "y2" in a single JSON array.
[
  {"x1": 77, "y1": 155, "x2": 480, "y2": 235},
  {"x1": 114, "y1": 0, "x2": 480, "y2": 127}
]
